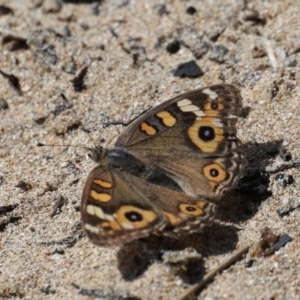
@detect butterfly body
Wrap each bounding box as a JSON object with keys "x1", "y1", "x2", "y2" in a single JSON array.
[{"x1": 81, "y1": 84, "x2": 246, "y2": 246}]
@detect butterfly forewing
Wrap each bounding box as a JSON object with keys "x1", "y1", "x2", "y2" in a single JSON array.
[
  {"x1": 116, "y1": 84, "x2": 243, "y2": 148},
  {"x1": 115, "y1": 84, "x2": 246, "y2": 199}
]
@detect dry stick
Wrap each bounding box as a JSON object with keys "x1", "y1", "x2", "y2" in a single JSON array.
[
  {"x1": 267, "y1": 158, "x2": 300, "y2": 173},
  {"x1": 177, "y1": 245, "x2": 250, "y2": 300}
]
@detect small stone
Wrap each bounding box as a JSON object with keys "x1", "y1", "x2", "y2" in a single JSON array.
[
  {"x1": 0, "y1": 5, "x2": 13, "y2": 16},
  {"x1": 166, "y1": 40, "x2": 180, "y2": 54},
  {"x1": 279, "y1": 147, "x2": 292, "y2": 161},
  {"x1": 282, "y1": 140, "x2": 289, "y2": 146},
  {"x1": 287, "y1": 60, "x2": 297, "y2": 67},
  {"x1": 252, "y1": 46, "x2": 266, "y2": 58},
  {"x1": 2, "y1": 35, "x2": 29, "y2": 51},
  {"x1": 283, "y1": 175, "x2": 294, "y2": 187},
  {"x1": 0, "y1": 69, "x2": 22, "y2": 95},
  {"x1": 277, "y1": 198, "x2": 300, "y2": 217},
  {"x1": 15, "y1": 180, "x2": 33, "y2": 191},
  {"x1": 242, "y1": 9, "x2": 259, "y2": 21},
  {"x1": 191, "y1": 39, "x2": 210, "y2": 59},
  {"x1": 173, "y1": 60, "x2": 203, "y2": 78},
  {"x1": 273, "y1": 234, "x2": 293, "y2": 251},
  {"x1": 275, "y1": 173, "x2": 294, "y2": 187},
  {"x1": 34, "y1": 116, "x2": 47, "y2": 124},
  {"x1": 91, "y1": 3, "x2": 100, "y2": 15},
  {"x1": 63, "y1": 25, "x2": 71, "y2": 38},
  {"x1": 207, "y1": 25, "x2": 226, "y2": 41},
  {"x1": 245, "y1": 259, "x2": 255, "y2": 268},
  {"x1": 43, "y1": 0, "x2": 62, "y2": 13},
  {"x1": 70, "y1": 65, "x2": 88, "y2": 92},
  {"x1": 275, "y1": 173, "x2": 285, "y2": 181},
  {"x1": 0, "y1": 98, "x2": 9, "y2": 110},
  {"x1": 209, "y1": 44, "x2": 229, "y2": 63},
  {"x1": 157, "y1": 4, "x2": 169, "y2": 16},
  {"x1": 186, "y1": 6, "x2": 196, "y2": 15},
  {"x1": 242, "y1": 9, "x2": 266, "y2": 25},
  {"x1": 26, "y1": 30, "x2": 58, "y2": 65}
]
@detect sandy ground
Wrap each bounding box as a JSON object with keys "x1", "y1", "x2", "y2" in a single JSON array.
[{"x1": 0, "y1": 0, "x2": 299, "y2": 299}]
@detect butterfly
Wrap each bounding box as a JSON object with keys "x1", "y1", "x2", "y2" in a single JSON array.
[{"x1": 81, "y1": 84, "x2": 246, "y2": 247}]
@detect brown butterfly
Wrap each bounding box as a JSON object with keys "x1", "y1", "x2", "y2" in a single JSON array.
[{"x1": 81, "y1": 84, "x2": 246, "y2": 246}]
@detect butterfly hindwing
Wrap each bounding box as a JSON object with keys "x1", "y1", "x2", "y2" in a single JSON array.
[
  {"x1": 81, "y1": 166, "x2": 215, "y2": 246},
  {"x1": 81, "y1": 166, "x2": 166, "y2": 246}
]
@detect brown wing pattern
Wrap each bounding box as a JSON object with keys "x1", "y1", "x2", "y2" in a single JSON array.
[
  {"x1": 81, "y1": 84, "x2": 245, "y2": 247},
  {"x1": 115, "y1": 84, "x2": 246, "y2": 198},
  {"x1": 81, "y1": 166, "x2": 215, "y2": 246}
]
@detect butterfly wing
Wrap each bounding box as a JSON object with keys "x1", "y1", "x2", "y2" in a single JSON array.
[
  {"x1": 115, "y1": 84, "x2": 246, "y2": 199},
  {"x1": 81, "y1": 166, "x2": 215, "y2": 247},
  {"x1": 116, "y1": 84, "x2": 243, "y2": 147}
]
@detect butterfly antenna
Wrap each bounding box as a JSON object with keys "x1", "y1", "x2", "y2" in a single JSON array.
[
  {"x1": 60, "y1": 93, "x2": 98, "y2": 150},
  {"x1": 37, "y1": 142, "x2": 90, "y2": 150}
]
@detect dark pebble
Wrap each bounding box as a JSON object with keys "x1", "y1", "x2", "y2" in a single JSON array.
[
  {"x1": 166, "y1": 40, "x2": 180, "y2": 54},
  {"x1": 0, "y1": 98, "x2": 9, "y2": 110},
  {"x1": 173, "y1": 60, "x2": 203, "y2": 78},
  {"x1": 273, "y1": 234, "x2": 293, "y2": 251},
  {"x1": 157, "y1": 4, "x2": 169, "y2": 16},
  {"x1": 0, "y1": 5, "x2": 13, "y2": 16},
  {"x1": 287, "y1": 60, "x2": 297, "y2": 67},
  {"x1": 186, "y1": 6, "x2": 196, "y2": 15}
]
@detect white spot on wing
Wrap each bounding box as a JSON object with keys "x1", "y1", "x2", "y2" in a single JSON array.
[
  {"x1": 86, "y1": 205, "x2": 96, "y2": 216},
  {"x1": 177, "y1": 99, "x2": 191, "y2": 107},
  {"x1": 195, "y1": 117, "x2": 224, "y2": 128},
  {"x1": 203, "y1": 88, "x2": 218, "y2": 100},
  {"x1": 180, "y1": 104, "x2": 201, "y2": 112},
  {"x1": 178, "y1": 102, "x2": 205, "y2": 117},
  {"x1": 121, "y1": 222, "x2": 135, "y2": 230},
  {"x1": 86, "y1": 205, "x2": 114, "y2": 221},
  {"x1": 85, "y1": 223, "x2": 101, "y2": 233},
  {"x1": 194, "y1": 111, "x2": 205, "y2": 117}
]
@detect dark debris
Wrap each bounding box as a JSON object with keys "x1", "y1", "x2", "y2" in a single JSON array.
[
  {"x1": 0, "y1": 69, "x2": 22, "y2": 95},
  {"x1": 0, "y1": 98, "x2": 9, "y2": 110},
  {"x1": 0, "y1": 5, "x2": 13, "y2": 16},
  {"x1": 2, "y1": 35, "x2": 29, "y2": 51},
  {"x1": 186, "y1": 6, "x2": 197, "y2": 15},
  {"x1": 166, "y1": 40, "x2": 180, "y2": 54},
  {"x1": 173, "y1": 60, "x2": 203, "y2": 78},
  {"x1": 0, "y1": 216, "x2": 22, "y2": 232}
]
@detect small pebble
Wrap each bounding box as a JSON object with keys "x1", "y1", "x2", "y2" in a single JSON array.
[
  {"x1": 186, "y1": 6, "x2": 196, "y2": 15},
  {"x1": 166, "y1": 40, "x2": 180, "y2": 54},
  {"x1": 0, "y1": 5, "x2": 13, "y2": 16},
  {"x1": 157, "y1": 4, "x2": 169, "y2": 16},
  {"x1": 287, "y1": 60, "x2": 297, "y2": 67},
  {"x1": 173, "y1": 60, "x2": 203, "y2": 78},
  {"x1": 0, "y1": 98, "x2": 9, "y2": 110},
  {"x1": 209, "y1": 44, "x2": 229, "y2": 63}
]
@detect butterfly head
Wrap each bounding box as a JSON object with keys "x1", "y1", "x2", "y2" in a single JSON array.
[{"x1": 87, "y1": 146, "x2": 105, "y2": 163}]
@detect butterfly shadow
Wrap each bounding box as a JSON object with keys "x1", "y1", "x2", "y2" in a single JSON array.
[
  {"x1": 117, "y1": 140, "x2": 284, "y2": 283},
  {"x1": 117, "y1": 223, "x2": 239, "y2": 283}
]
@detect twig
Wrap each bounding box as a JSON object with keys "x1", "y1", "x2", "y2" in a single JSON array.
[
  {"x1": 177, "y1": 245, "x2": 250, "y2": 300},
  {"x1": 267, "y1": 158, "x2": 300, "y2": 174},
  {"x1": 264, "y1": 40, "x2": 277, "y2": 71}
]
